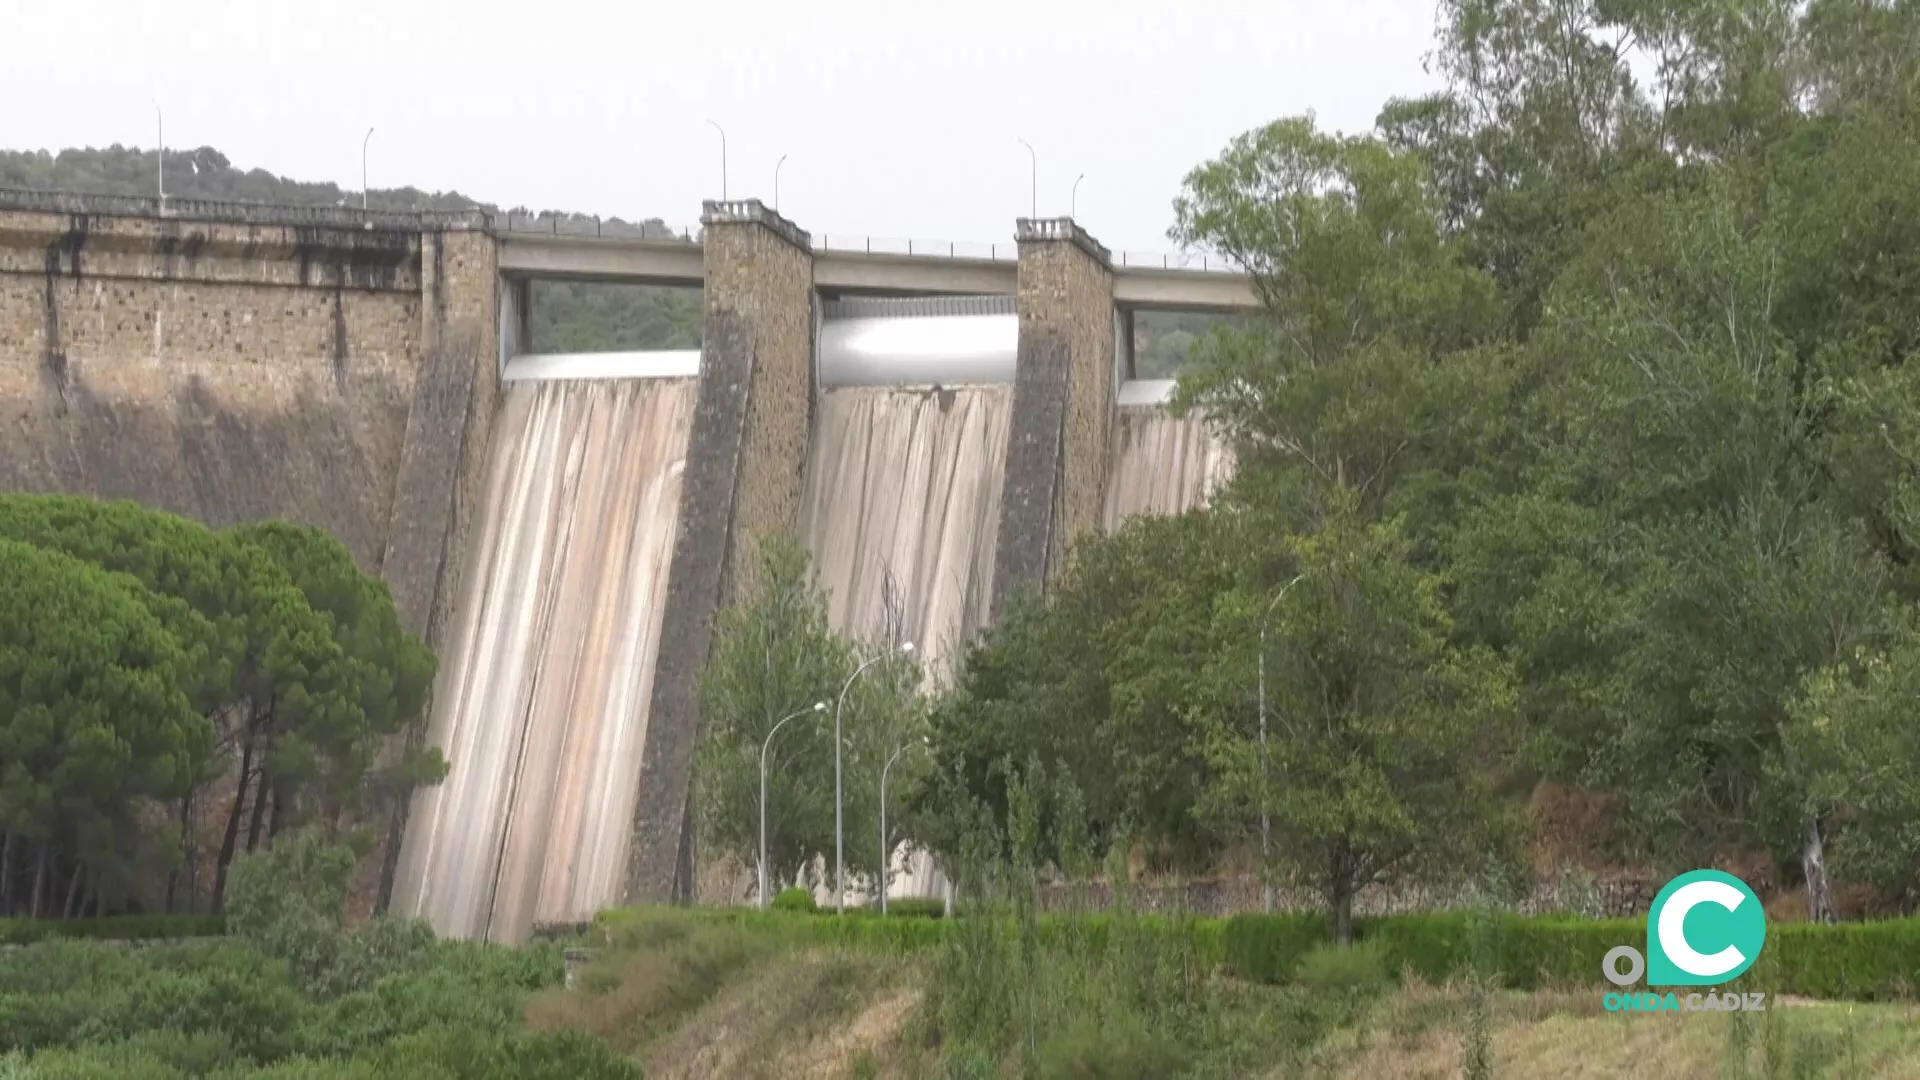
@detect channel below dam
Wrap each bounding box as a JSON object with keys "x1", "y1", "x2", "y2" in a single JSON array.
[{"x1": 0, "y1": 190, "x2": 1250, "y2": 943}]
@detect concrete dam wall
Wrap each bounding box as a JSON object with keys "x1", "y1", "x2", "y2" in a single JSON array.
[{"x1": 0, "y1": 192, "x2": 1249, "y2": 941}]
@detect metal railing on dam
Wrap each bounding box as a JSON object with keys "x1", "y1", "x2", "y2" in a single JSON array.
[{"x1": 489, "y1": 212, "x2": 1245, "y2": 275}]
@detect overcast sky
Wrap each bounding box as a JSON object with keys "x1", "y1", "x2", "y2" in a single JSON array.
[{"x1": 9, "y1": 0, "x2": 1444, "y2": 254}]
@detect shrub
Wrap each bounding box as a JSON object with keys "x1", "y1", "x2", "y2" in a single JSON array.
[
  {"x1": 1294, "y1": 942, "x2": 1391, "y2": 996},
  {"x1": 1219, "y1": 914, "x2": 1326, "y2": 983},
  {"x1": 0, "y1": 915, "x2": 225, "y2": 946},
  {"x1": 772, "y1": 887, "x2": 817, "y2": 914},
  {"x1": 883, "y1": 898, "x2": 946, "y2": 919},
  {"x1": 1035, "y1": 1014, "x2": 1185, "y2": 1079}
]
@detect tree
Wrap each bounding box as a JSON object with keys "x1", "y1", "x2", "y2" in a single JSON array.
[
  {"x1": 1782, "y1": 631, "x2": 1920, "y2": 910},
  {"x1": 694, "y1": 534, "x2": 857, "y2": 898},
  {"x1": 0, "y1": 495, "x2": 441, "y2": 914},
  {"x1": 1195, "y1": 501, "x2": 1517, "y2": 944},
  {"x1": 916, "y1": 508, "x2": 1243, "y2": 874},
  {"x1": 228, "y1": 522, "x2": 442, "y2": 844},
  {"x1": 0, "y1": 540, "x2": 210, "y2": 917}
]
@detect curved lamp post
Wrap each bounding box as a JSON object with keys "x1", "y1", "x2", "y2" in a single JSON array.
[
  {"x1": 707, "y1": 119, "x2": 728, "y2": 201},
  {"x1": 759, "y1": 701, "x2": 828, "y2": 908},
  {"x1": 1071, "y1": 173, "x2": 1085, "y2": 219},
  {"x1": 1258, "y1": 573, "x2": 1307, "y2": 912},
  {"x1": 361, "y1": 127, "x2": 375, "y2": 210},
  {"x1": 774, "y1": 153, "x2": 788, "y2": 212},
  {"x1": 153, "y1": 101, "x2": 165, "y2": 211},
  {"x1": 877, "y1": 736, "x2": 928, "y2": 914},
  {"x1": 835, "y1": 641, "x2": 914, "y2": 913},
  {"x1": 1017, "y1": 138, "x2": 1037, "y2": 218}
]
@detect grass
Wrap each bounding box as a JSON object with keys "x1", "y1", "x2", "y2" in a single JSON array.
[
  {"x1": 527, "y1": 907, "x2": 1920, "y2": 1078},
  {"x1": 524, "y1": 908, "x2": 915, "y2": 1079}
]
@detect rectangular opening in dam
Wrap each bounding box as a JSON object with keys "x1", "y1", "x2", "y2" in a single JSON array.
[
  {"x1": 1129, "y1": 311, "x2": 1249, "y2": 379},
  {"x1": 529, "y1": 281, "x2": 703, "y2": 352}
]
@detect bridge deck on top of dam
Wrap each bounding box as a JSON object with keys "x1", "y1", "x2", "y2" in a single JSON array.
[{"x1": 494, "y1": 228, "x2": 1260, "y2": 312}]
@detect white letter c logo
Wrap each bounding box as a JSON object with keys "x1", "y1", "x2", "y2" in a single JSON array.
[{"x1": 1657, "y1": 879, "x2": 1747, "y2": 978}]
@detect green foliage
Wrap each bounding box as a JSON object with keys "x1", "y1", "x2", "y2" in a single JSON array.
[
  {"x1": 881, "y1": 897, "x2": 946, "y2": 919},
  {"x1": 225, "y1": 830, "x2": 436, "y2": 999},
  {"x1": 0, "y1": 915, "x2": 225, "y2": 945},
  {"x1": 694, "y1": 532, "x2": 923, "y2": 902},
  {"x1": 919, "y1": 509, "x2": 1244, "y2": 872},
  {"x1": 0, "y1": 537, "x2": 210, "y2": 917},
  {"x1": 1292, "y1": 941, "x2": 1391, "y2": 997},
  {"x1": 0, "y1": 906, "x2": 602, "y2": 1078},
  {"x1": 0, "y1": 495, "x2": 439, "y2": 921},
  {"x1": 770, "y1": 887, "x2": 817, "y2": 914}
]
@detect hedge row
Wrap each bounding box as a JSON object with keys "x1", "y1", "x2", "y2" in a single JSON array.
[
  {"x1": 0, "y1": 914, "x2": 226, "y2": 945},
  {"x1": 1224, "y1": 912, "x2": 1920, "y2": 1001},
  {"x1": 622, "y1": 905, "x2": 1920, "y2": 1002}
]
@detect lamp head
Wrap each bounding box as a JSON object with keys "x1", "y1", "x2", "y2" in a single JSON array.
[
  {"x1": 899, "y1": 641, "x2": 916, "y2": 654},
  {"x1": 813, "y1": 701, "x2": 827, "y2": 712}
]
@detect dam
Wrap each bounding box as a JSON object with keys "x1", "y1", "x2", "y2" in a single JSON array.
[{"x1": 0, "y1": 189, "x2": 1245, "y2": 941}]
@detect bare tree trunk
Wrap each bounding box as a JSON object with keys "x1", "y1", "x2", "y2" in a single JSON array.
[
  {"x1": 1803, "y1": 814, "x2": 1837, "y2": 923},
  {"x1": 63, "y1": 861, "x2": 84, "y2": 918},
  {"x1": 0, "y1": 831, "x2": 13, "y2": 916},
  {"x1": 182, "y1": 793, "x2": 202, "y2": 915},
  {"x1": 1330, "y1": 844, "x2": 1356, "y2": 946},
  {"x1": 244, "y1": 768, "x2": 272, "y2": 854},
  {"x1": 31, "y1": 845, "x2": 49, "y2": 919},
  {"x1": 212, "y1": 741, "x2": 256, "y2": 911}
]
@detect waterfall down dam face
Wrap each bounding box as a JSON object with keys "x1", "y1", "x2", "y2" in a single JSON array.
[
  {"x1": 391, "y1": 371, "x2": 695, "y2": 943},
  {"x1": 799, "y1": 386, "x2": 1011, "y2": 680},
  {"x1": 1103, "y1": 404, "x2": 1234, "y2": 530}
]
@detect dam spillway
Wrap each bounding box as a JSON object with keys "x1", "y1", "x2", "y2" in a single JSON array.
[
  {"x1": 391, "y1": 364, "x2": 694, "y2": 943},
  {"x1": 1104, "y1": 383, "x2": 1235, "y2": 530},
  {"x1": 803, "y1": 299, "x2": 1017, "y2": 679}
]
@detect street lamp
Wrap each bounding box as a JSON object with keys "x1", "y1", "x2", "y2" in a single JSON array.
[
  {"x1": 362, "y1": 127, "x2": 375, "y2": 211},
  {"x1": 1017, "y1": 138, "x2": 1037, "y2": 218},
  {"x1": 835, "y1": 641, "x2": 914, "y2": 913},
  {"x1": 153, "y1": 101, "x2": 165, "y2": 212},
  {"x1": 878, "y1": 736, "x2": 927, "y2": 915},
  {"x1": 707, "y1": 120, "x2": 728, "y2": 201},
  {"x1": 759, "y1": 701, "x2": 828, "y2": 909},
  {"x1": 774, "y1": 154, "x2": 787, "y2": 212},
  {"x1": 1258, "y1": 573, "x2": 1306, "y2": 913},
  {"x1": 1071, "y1": 173, "x2": 1085, "y2": 219}
]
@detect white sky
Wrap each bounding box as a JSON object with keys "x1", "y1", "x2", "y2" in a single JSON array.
[{"x1": 8, "y1": 0, "x2": 1444, "y2": 254}]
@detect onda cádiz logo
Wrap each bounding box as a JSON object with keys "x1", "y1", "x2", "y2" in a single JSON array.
[{"x1": 1601, "y1": 869, "x2": 1770, "y2": 1014}]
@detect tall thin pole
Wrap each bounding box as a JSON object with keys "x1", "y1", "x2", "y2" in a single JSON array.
[
  {"x1": 835, "y1": 642, "x2": 913, "y2": 913},
  {"x1": 879, "y1": 741, "x2": 911, "y2": 915},
  {"x1": 362, "y1": 127, "x2": 375, "y2": 211},
  {"x1": 1071, "y1": 174, "x2": 1085, "y2": 219},
  {"x1": 760, "y1": 702, "x2": 827, "y2": 909},
  {"x1": 707, "y1": 120, "x2": 728, "y2": 201},
  {"x1": 774, "y1": 154, "x2": 788, "y2": 212},
  {"x1": 153, "y1": 101, "x2": 165, "y2": 212},
  {"x1": 1258, "y1": 574, "x2": 1306, "y2": 913},
  {"x1": 1017, "y1": 138, "x2": 1036, "y2": 218}
]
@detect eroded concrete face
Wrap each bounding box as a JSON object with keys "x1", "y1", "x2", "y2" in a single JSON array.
[
  {"x1": 0, "y1": 202, "x2": 502, "y2": 920},
  {"x1": 0, "y1": 209, "x2": 433, "y2": 578}
]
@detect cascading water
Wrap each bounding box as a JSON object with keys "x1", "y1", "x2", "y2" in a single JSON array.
[
  {"x1": 799, "y1": 386, "x2": 1011, "y2": 681},
  {"x1": 391, "y1": 372, "x2": 694, "y2": 943},
  {"x1": 1103, "y1": 404, "x2": 1234, "y2": 530}
]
